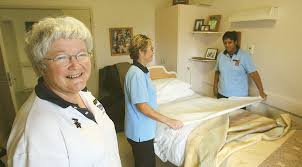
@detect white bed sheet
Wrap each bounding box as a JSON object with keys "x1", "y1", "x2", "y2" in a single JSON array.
[
  {"x1": 154, "y1": 95, "x2": 262, "y2": 166},
  {"x1": 153, "y1": 78, "x2": 195, "y2": 104}
]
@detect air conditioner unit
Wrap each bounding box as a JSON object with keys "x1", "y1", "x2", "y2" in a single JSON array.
[{"x1": 229, "y1": 6, "x2": 279, "y2": 22}]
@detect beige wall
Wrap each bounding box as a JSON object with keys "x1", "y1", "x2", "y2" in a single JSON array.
[
  {"x1": 193, "y1": 0, "x2": 302, "y2": 115},
  {"x1": 156, "y1": 1, "x2": 301, "y2": 116},
  {"x1": 0, "y1": 0, "x2": 169, "y2": 99},
  {"x1": 2, "y1": 0, "x2": 300, "y2": 116}
]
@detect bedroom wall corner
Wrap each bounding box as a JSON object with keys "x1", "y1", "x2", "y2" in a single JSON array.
[{"x1": 194, "y1": 0, "x2": 302, "y2": 115}]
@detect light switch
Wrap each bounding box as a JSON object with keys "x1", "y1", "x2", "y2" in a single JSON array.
[{"x1": 247, "y1": 44, "x2": 255, "y2": 55}]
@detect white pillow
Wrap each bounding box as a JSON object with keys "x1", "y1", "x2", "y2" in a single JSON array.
[{"x1": 152, "y1": 78, "x2": 195, "y2": 104}]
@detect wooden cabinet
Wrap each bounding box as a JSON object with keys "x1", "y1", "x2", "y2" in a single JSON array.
[
  {"x1": 155, "y1": 4, "x2": 211, "y2": 82},
  {"x1": 156, "y1": 4, "x2": 224, "y2": 95}
]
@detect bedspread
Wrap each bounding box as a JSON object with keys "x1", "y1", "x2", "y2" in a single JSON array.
[
  {"x1": 154, "y1": 96, "x2": 263, "y2": 166},
  {"x1": 183, "y1": 112, "x2": 291, "y2": 167}
]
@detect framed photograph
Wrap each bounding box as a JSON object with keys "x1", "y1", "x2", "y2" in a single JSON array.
[
  {"x1": 208, "y1": 15, "x2": 221, "y2": 32},
  {"x1": 201, "y1": 25, "x2": 210, "y2": 31},
  {"x1": 109, "y1": 27, "x2": 133, "y2": 56},
  {"x1": 173, "y1": 0, "x2": 189, "y2": 5},
  {"x1": 205, "y1": 48, "x2": 218, "y2": 60},
  {"x1": 193, "y1": 19, "x2": 205, "y2": 31}
]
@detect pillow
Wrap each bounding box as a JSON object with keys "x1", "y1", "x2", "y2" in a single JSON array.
[{"x1": 152, "y1": 78, "x2": 195, "y2": 104}]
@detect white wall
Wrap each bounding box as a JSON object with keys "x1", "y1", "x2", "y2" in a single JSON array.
[
  {"x1": 155, "y1": 4, "x2": 224, "y2": 96},
  {"x1": 196, "y1": 0, "x2": 302, "y2": 116},
  {"x1": 93, "y1": 0, "x2": 165, "y2": 68},
  {"x1": 177, "y1": 5, "x2": 218, "y2": 87},
  {"x1": 155, "y1": 5, "x2": 178, "y2": 71},
  {"x1": 155, "y1": 1, "x2": 302, "y2": 116},
  {"x1": 155, "y1": 5, "x2": 212, "y2": 85}
]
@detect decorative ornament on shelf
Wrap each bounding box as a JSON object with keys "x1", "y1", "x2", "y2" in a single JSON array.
[
  {"x1": 193, "y1": 19, "x2": 205, "y2": 31},
  {"x1": 190, "y1": 0, "x2": 214, "y2": 6},
  {"x1": 229, "y1": 6, "x2": 279, "y2": 22},
  {"x1": 208, "y1": 15, "x2": 221, "y2": 32},
  {"x1": 205, "y1": 48, "x2": 218, "y2": 60}
]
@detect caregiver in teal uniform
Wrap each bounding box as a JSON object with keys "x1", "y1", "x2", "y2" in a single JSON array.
[
  {"x1": 214, "y1": 31, "x2": 267, "y2": 99},
  {"x1": 124, "y1": 34, "x2": 183, "y2": 167}
]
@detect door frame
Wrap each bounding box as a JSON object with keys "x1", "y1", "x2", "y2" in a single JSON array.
[
  {"x1": 0, "y1": 5, "x2": 99, "y2": 101},
  {"x1": 0, "y1": 22, "x2": 18, "y2": 113},
  {"x1": 0, "y1": 6, "x2": 97, "y2": 96}
]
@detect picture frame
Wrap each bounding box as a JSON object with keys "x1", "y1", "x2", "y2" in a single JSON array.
[
  {"x1": 208, "y1": 15, "x2": 221, "y2": 32},
  {"x1": 193, "y1": 19, "x2": 205, "y2": 31},
  {"x1": 205, "y1": 48, "x2": 218, "y2": 60},
  {"x1": 201, "y1": 25, "x2": 210, "y2": 31},
  {"x1": 109, "y1": 27, "x2": 133, "y2": 56},
  {"x1": 173, "y1": 0, "x2": 189, "y2": 5}
]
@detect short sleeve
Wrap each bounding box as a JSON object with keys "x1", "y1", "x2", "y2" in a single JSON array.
[
  {"x1": 242, "y1": 53, "x2": 257, "y2": 73},
  {"x1": 215, "y1": 53, "x2": 221, "y2": 71},
  {"x1": 128, "y1": 72, "x2": 148, "y2": 104}
]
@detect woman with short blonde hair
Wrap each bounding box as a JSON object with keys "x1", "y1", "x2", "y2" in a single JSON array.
[{"x1": 124, "y1": 34, "x2": 183, "y2": 167}]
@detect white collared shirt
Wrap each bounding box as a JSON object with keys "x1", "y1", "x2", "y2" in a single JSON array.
[{"x1": 7, "y1": 91, "x2": 121, "y2": 167}]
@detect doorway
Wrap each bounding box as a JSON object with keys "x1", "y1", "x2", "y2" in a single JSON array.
[
  {"x1": 0, "y1": 45, "x2": 15, "y2": 147},
  {"x1": 0, "y1": 7, "x2": 95, "y2": 146}
]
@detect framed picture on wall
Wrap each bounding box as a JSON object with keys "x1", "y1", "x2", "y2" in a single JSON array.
[
  {"x1": 205, "y1": 48, "x2": 218, "y2": 60},
  {"x1": 173, "y1": 0, "x2": 189, "y2": 5},
  {"x1": 208, "y1": 15, "x2": 221, "y2": 32},
  {"x1": 109, "y1": 27, "x2": 133, "y2": 56},
  {"x1": 193, "y1": 19, "x2": 205, "y2": 31}
]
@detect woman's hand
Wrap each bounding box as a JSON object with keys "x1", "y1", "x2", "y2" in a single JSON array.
[{"x1": 167, "y1": 119, "x2": 184, "y2": 130}]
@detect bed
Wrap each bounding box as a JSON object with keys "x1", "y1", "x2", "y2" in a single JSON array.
[{"x1": 147, "y1": 66, "x2": 294, "y2": 167}]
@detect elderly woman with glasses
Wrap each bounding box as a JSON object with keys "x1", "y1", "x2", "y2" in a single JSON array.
[{"x1": 7, "y1": 16, "x2": 121, "y2": 167}]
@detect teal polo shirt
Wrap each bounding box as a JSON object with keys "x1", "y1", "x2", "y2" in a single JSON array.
[
  {"x1": 215, "y1": 49, "x2": 257, "y2": 97},
  {"x1": 124, "y1": 64, "x2": 157, "y2": 142}
]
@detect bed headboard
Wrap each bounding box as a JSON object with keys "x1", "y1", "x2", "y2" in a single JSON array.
[{"x1": 148, "y1": 66, "x2": 176, "y2": 80}]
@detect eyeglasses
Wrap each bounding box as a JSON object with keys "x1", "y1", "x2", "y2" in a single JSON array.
[{"x1": 44, "y1": 52, "x2": 92, "y2": 67}]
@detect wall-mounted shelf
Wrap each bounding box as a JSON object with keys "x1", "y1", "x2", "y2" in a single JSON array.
[
  {"x1": 192, "y1": 31, "x2": 223, "y2": 35},
  {"x1": 229, "y1": 6, "x2": 279, "y2": 23},
  {"x1": 189, "y1": 0, "x2": 214, "y2": 6},
  {"x1": 190, "y1": 57, "x2": 216, "y2": 62}
]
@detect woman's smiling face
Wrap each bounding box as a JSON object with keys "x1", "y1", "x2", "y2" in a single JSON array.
[
  {"x1": 42, "y1": 38, "x2": 91, "y2": 96},
  {"x1": 223, "y1": 38, "x2": 238, "y2": 54}
]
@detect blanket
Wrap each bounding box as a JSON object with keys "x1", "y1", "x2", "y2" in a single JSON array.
[
  {"x1": 154, "y1": 96, "x2": 262, "y2": 166},
  {"x1": 183, "y1": 112, "x2": 291, "y2": 167}
]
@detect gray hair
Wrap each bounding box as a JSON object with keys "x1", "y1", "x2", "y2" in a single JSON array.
[{"x1": 24, "y1": 16, "x2": 93, "y2": 76}]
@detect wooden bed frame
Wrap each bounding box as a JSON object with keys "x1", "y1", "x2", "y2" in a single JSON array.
[{"x1": 148, "y1": 66, "x2": 176, "y2": 80}]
